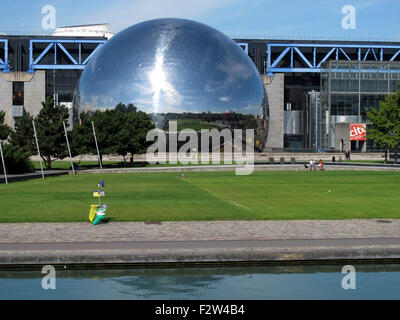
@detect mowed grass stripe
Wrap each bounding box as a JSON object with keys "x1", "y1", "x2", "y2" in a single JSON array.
[
  {"x1": 0, "y1": 172, "x2": 247, "y2": 222},
  {"x1": 0, "y1": 170, "x2": 399, "y2": 222},
  {"x1": 173, "y1": 171, "x2": 400, "y2": 220}
]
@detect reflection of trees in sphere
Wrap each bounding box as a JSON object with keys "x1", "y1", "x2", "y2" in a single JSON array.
[{"x1": 74, "y1": 18, "x2": 269, "y2": 150}]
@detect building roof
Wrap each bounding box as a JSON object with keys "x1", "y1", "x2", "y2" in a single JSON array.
[{"x1": 52, "y1": 23, "x2": 114, "y2": 39}]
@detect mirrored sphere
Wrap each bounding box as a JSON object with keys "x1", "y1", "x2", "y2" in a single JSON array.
[{"x1": 74, "y1": 18, "x2": 269, "y2": 150}]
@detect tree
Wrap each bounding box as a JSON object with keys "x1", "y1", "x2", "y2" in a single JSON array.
[
  {"x1": 115, "y1": 110, "x2": 155, "y2": 165},
  {"x1": 8, "y1": 113, "x2": 36, "y2": 155},
  {"x1": 0, "y1": 111, "x2": 11, "y2": 140},
  {"x1": 70, "y1": 110, "x2": 97, "y2": 157},
  {"x1": 0, "y1": 111, "x2": 34, "y2": 174},
  {"x1": 71, "y1": 110, "x2": 115, "y2": 168},
  {"x1": 113, "y1": 111, "x2": 130, "y2": 165},
  {"x1": 92, "y1": 109, "x2": 121, "y2": 165},
  {"x1": 115, "y1": 102, "x2": 137, "y2": 113},
  {"x1": 71, "y1": 104, "x2": 155, "y2": 167},
  {"x1": 366, "y1": 90, "x2": 400, "y2": 163},
  {"x1": 34, "y1": 96, "x2": 70, "y2": 169},
  {"x1": 1, "y1": 143, "x2": 34, "y2": 174},
  {"x1": 71, "y1": 109, "x2": 125, "y2": 167}
]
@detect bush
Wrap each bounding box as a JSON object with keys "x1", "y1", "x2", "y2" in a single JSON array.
[{"x1": 0, "y1": 143, "x2": 35, "y2": 174}]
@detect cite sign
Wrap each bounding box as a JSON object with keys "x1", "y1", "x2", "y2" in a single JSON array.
[{"x1": 350, "y1": 124, "x2": 366, "y2": 141}]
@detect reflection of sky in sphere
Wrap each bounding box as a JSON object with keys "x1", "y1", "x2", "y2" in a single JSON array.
[{"x1": 74, "y1": 18, "x2": 266, "y2": 116}]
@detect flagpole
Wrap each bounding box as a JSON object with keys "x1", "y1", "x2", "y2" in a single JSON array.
[
  {"x1": 63, "y1": 121, "x2": 75, "y2": 175},
  {"x1": 91, "y1": 121, "x2": 103, "y2": 171},
  {"x1": 0, "y1": 141, "x2": 8, "y2": 184},
  {"x1": 32, "y1": 120, "x2": 45, "y2": 180}
]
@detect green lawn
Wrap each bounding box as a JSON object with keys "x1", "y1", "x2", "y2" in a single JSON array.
[{"x1": 0, "y1": 170, "x2": 399, "y2": 222}]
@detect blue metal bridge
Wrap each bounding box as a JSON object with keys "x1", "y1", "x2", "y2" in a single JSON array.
[
  {"x1": 0, "y1": 38, "x2": 106, "y2": 72},
  {"x1": 0, "y1": 37, "x2": 400, "y2": 74},
  {"x1": 265, "y1": 42, "x2": 400, "y2": 75}
]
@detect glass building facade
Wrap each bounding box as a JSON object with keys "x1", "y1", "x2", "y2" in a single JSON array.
[
  {"x1": 46, "y1": 69, "x2": 82, "y2": 103},
  {"x1": 318, "y1": 61, "x2": 400, "y2": 152}
]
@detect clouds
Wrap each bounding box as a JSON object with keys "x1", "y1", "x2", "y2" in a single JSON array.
[
  {"x1": 86, "y1": 0, "x2": 245, "y2": 32},
  {"x1": 85, "y1": 0, "x2": 398, "y2": 40},
  {"x1": 219, "y1": 96, "x2": 231, "y2": 102}
]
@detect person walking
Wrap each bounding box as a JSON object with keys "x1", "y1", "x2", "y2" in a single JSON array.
[
  {"x1": 345, "y1": 149, "x2": 351, "y2": 161},
  {"x1": 319, "y1": 159, "x2": 324, "y2": 171}
]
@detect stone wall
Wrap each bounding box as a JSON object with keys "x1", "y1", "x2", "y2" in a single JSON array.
[
  {"x1": 263, "y1": 73, "x2": 284, "y2": 149},
  {"x1": 334, "y1": 123, "x2": 349, "y2": 151},
  {"x1": 0, "y1": 71, "x2": 46, "y2": 128},
  {"x1": 0, "y1": 74, "x2": 13, "y2": 128},
  {"x1": 24, "y1": 70, "x2": 46, "y2": 118}
]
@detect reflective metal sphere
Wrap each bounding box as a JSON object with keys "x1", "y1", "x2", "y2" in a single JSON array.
[{"x1": 74, "y1": 18, "x2": 268, "y2": 150}]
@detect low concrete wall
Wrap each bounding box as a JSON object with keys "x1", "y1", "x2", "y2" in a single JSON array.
[
  {"x1": 2, "y1": 245, "x2": 400, "y2": 265},
  {"x1": 254, "y1": 152, "x2": 384, "y2": 162},
  {"x1": 74, "y1": 164, "x2": 400, "y2": 175},
  {"x1": 30, "y1": 152, "x2": 386, "y2": 163}
]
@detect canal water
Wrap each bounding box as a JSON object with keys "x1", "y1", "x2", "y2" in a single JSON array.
[{"x1": 0, "y1": 263, "x2": 399, "y2": 299}]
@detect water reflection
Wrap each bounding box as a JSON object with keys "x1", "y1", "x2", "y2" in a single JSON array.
[{"x1": 1, "y1": 264, "x2": 400, "y2": 299}]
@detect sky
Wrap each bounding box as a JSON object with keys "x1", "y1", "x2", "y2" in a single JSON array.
[{"x1": 0, "y1": 0, "x2": 399, "y2": 40}]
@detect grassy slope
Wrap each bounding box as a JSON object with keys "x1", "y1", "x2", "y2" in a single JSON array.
[{"x1": 0, "y1": 170, "x2": 399, "y2": 222}]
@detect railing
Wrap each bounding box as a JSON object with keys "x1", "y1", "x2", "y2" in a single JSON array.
[{"x1": 231, "y1": 34, "x2": 400, "y2": 43}]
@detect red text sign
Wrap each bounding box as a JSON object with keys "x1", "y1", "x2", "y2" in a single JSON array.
[{"x1": 350, "y1": 124, "x2": 366, "y2": 141}]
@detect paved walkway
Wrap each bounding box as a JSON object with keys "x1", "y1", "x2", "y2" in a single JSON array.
[
  {"x1": 1, "y1": 220, "x2": 400, "y2": 265},
  {"x1": 0, "y1": 219, "x2": 399, "y2": 243}
]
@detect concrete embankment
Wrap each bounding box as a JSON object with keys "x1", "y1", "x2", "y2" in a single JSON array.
[
  {"x1": 1, "y1": 220, "x2": 400, "y2": 266},
  {"x1": 1, "y1": 239, "x2": 400, "y2": 266}
]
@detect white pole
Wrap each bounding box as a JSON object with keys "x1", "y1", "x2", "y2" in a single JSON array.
[
  {"x1": 63, "y1": 121, "x2": 75, "y2": 175},
  {"x1": 0, "y1": 141, "x2": 8, "y2": 184},
  {"x1": 32, "y1": 120, "x2": 45, "y2": 179},
  {"x1": 91, "y1": 121, "x2": 103, "y2": 171}
]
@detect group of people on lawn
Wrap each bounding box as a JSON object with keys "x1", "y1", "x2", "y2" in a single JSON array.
[
  {"x1": 306, "y1": 149, "x2": 350, "y2": 171},
  {"x1": 306, "y1": 159, "x2": 324, "y2": 171}
]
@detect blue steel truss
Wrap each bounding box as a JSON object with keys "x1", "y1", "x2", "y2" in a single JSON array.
[
  {"x1": 0, "y1": 39, "x2": 9, "y2": 72},
  {"x1": 266, "y1": 43, "x2": 400, "y2": 75},
  {"x1": 28, "y1": 39, "x2": 106, "y2": 72},
  {"x1": 1, "y1": 38, "x2": 400, "y2": 74}
]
